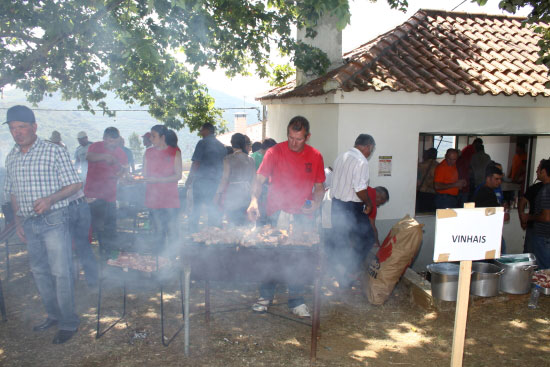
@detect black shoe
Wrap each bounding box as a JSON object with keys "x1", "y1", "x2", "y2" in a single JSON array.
[
  {"x1": 33, "y1": 319, "x2": 58, "y2": 332},
  {"x1": 52, "y1": 329, "x2": 77, "y2": 344}
]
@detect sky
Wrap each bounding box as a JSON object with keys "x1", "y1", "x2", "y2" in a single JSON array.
[{"x1": 198, "y1": 0, "x2": 533, "y2": 103}]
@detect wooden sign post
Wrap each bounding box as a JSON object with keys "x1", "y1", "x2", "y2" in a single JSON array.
[
  {"x1": 451, "y1": 202, "x2": 474, "y2": 367},
  {"x1": 433, "y1": 203, "x2": 504, "y2": 367}
]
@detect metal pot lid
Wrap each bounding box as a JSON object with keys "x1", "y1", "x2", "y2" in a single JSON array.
[
  {"x1": 472, "y1": 262, "x2": 504, "y2": 274},
  {"x1": 427, "y1": 263, "x2": 460, "y2": 275},
  {"x1": 495, "y1": 253, "x2": 537, "y2": 267}
]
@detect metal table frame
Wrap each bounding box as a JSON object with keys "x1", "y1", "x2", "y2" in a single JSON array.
[
  {"x1": 182, "y1": 243, "x2": 322, "y2": 361},
  {"x1": 96, "y1": 261, "x2": 187, "y2": 347}
]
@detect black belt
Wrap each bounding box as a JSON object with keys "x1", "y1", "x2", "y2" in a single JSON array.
[{"x1": 69, "y1": 197, "x2": 86, "y2": 206}]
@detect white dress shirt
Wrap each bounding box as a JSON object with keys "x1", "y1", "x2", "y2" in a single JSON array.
[{"x1": 330, "y1": 147, "x2": 369, "y2": 202}]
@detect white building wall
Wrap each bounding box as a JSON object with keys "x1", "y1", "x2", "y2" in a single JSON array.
[
  {"x1": 481, "y1": 136, "x2": 511, "y2": 173},
  {"x1": 533, "y1": 136, "x2": 550, "y2": 171},
  {"x1": 264, "y1": 90, "x2": 550, "y2": 220},
  {"x1": 265, "y1": 103, "x2": 340, "y2": 166},
  {"x1": 262, "y1": 90, "x2": 550, "y2": 267}
]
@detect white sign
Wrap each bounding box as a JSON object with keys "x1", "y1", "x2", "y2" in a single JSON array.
[
  {"x1": 434, "y1": 207, "x2": 504, "y2": 262},
  {"x1": 378, "y1": 156, "x2": 392, "y2": 176}
]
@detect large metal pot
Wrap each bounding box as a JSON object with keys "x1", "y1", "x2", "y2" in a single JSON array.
[
  {"x1": 470, "y1": 262, "x2": 504, "y2": 297},
  {"x1": 427, "y1": 263, "x2": 460, "y2": 301},
  {"x1": 495, "y1": 253, "x2": 538, "y2": 294}
]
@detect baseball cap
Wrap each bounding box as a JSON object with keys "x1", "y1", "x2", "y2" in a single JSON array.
[
  {"x1": 49, "y1": 131, "x2": 62, "y2": 143},
  {"x1": 4, "y1": 105, "x2": 36, "y2": 124},
  {"x1": 77, "y1": 131, "x2": 87, "y2": 139},
  {"x1": 142, "y1": 132, "x2": 152, "y2": 139}
]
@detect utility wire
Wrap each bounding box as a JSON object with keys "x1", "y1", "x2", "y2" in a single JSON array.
[
  {"x1": 451, "y1": 0, "x2": 468, "y2": 12},
  {"x1": 0, "y1": 106, "x2": 260, "y2": 112},
  {"x1": 0, "y1": 106, "x2": 262, "y2": 120}
]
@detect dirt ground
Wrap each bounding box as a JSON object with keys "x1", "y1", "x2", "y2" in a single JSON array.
[{"x1": 1, "y1": 241, "x2": 550, "y2": 367}]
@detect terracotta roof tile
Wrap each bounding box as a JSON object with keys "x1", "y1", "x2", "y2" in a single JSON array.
[{"x1": 259, "y1": 9, "x2": 550, "y2": 100}]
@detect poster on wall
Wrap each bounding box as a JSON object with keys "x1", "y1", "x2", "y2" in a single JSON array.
[{"x1": 378, "y1": 156, "x2": 392, "y2": 176}]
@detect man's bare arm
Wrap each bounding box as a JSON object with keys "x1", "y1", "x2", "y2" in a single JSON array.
[
  {"x1": 518, "y1": 196, "x2": 529, "y2": 229},
  {"x1": 247, "y1": 173, "x2": 267, "y2": 221},
  {"x1": 356, "y1": 189, "x2": 373, "y2": 215},
  {"x1": 33, "y1": 182, "x2": 82, "y2": 215},
  {"x1": 302, "y1": 182, "x2": 325, "y2": 215},
  {"x1": 369, "y1": 216, "x2": 380, "y2": 246}
]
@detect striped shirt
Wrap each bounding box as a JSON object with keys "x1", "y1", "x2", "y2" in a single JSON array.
[
  {"x1": 330, "y1": 147, "x2": 369, "y2": 202},
  {"x1": 534, "y1": 183, "x2": 550, "y2": 237},
  {"x1": 4, "y1": 137, "x2": 81, "y2": 218}
]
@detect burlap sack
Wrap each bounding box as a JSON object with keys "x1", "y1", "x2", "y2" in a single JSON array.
[{"x1": 363, "y1": 215, "x2": 424, "y2": 305}]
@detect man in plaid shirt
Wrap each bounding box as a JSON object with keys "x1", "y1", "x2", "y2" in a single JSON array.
[{"x1": 4, "y1": 105, "x2": 82, "y2": 344}]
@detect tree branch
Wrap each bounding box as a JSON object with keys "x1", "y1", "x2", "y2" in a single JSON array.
[
  {"x1": 0, "y1": 0, "x2": 126, "y2": 89},
  {"x1": 0, "y1": 32, "x2": 42, "y2": 43}
]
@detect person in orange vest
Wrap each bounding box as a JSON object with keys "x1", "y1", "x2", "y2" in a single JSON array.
[{"x1": 434, "y1": 148, "x2": 466, "y2": 209}]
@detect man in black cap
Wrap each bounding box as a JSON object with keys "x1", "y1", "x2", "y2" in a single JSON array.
[{"x1": 3, "y1": 105, "x2": 82, "y2": 344}]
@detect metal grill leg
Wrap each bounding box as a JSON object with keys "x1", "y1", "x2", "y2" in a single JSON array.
[
  {"x1": 5, "y1": 239, "x2": 9, "y2": 280},
  {"x1": 184, "y1": 267, "x2": 191, "y2": 356},
  {"x1": 160, "y1": 270, "x2": 185, "y2": 347},
  {"x1": 310, "y1": 252, "x2": 322, "y2": 362},
  {"x1": 96, "y1": 270, "x2": 126, "y2": 339},
  {"x1": 0, "y1": 277, "x2": 7, "y2": 322},
  {"x1": 205, "y1": 280, "x2": 210, "y2": 324}
]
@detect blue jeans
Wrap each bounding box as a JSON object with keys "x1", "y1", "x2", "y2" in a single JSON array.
[
  {"x1": 23, "y1": 208, "x2": 79, "y2": 331},
  {"x1": 69, "y1": 199, "x2": 98, "y2": 287},
  {"x1": 524, "y1": 227, "x2": 536, "y2": 254},
  {"x1": 330, "y1": 199, "x2": 376, "y2": 285},
  {"x1": 189, "y1": 178, "x2": 222, "y2": 233},
  {"x1": 258, "y1": 212, "x2": 310, "y2": 308},
  {"x1": 435, "y1": 194, "x2": 459, "y2": 209},
  {"x1": 89, "y1": 199, "x2": 117, "y2": 257},
  {"x1": 533, "y1": 234, "x2": 550, "y2": 270}
]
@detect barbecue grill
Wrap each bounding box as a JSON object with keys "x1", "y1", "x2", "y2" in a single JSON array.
[
  {"x1": 96, "y1": 237, "x2": 186, "y2": 347},
  {"x1": 181, "y1": 235, "x2": 323, "y2": 361}
]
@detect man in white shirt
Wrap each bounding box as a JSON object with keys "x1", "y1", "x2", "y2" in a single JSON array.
[
  {"x1": 329, "y1": 134, "x2": 376, "y2": 287},
  {"x1": 74, "y1": 131, "x2": 92, "y2": 181}
]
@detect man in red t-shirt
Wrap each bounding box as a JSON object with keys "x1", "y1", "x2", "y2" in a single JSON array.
[
  {"x1": 456, "y1": 138, "x2": 482, "y2": 201},
  {"x1": 367, "y1": 186, "x2": 390, "y2": 246},
  {"x1": 84, "y1": 127, "x2": 128, "y2": 256},
  {"x1": 247, "y1": 116, "x2": 325, "y2": 318}
]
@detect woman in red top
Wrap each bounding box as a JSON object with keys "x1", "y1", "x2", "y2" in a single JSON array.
[{"x1": 144, "y1": 125, "x2": 182, "y2": 254}]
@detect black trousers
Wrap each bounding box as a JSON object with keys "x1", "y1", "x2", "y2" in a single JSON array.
[{"x1": 329, "y1": 199, "x2": 375, "y2": 279}]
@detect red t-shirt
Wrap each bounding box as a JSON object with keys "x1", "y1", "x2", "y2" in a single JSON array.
[
  {"x1": 258, "y1": 142, "x2": 325, "y2": 216},
  {"x1": 456, "y1": 144, "x2": 475, "y2": 192},
  {"x1": 84, "y1": 142, "x2": 128, "y2": 202},
  {"x1": 367, "y1": 186, "x2": 377, "y2": 220},
  {"x1": 145, "y1": 146, "x2": 180, "y2": 209}
]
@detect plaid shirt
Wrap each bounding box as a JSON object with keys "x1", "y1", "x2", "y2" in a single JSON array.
[{"x1": 4, "y1": 137, "x2": 81, "y2": 218}]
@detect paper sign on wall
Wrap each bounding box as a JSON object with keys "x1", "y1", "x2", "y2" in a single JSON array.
[
  {"x1": 378, "y1": 156, "x2": 392, "y2": 176},
  {"x1": 434, "y1": 207, "x2": 504, "y2": 262}
]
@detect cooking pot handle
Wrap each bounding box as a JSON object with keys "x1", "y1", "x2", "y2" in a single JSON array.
[
  {"x1": 496, "y1": 269, "x2": 505, "y2": 276},
  {"x1": 521, "y1": 265, "x2": 538, "y2": 271}
]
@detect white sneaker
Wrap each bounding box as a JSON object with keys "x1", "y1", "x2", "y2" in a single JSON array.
[
  {"x1": 291, "y1": 303, "x2": 311, "y2": 318},
  {"x1": 252, "y1": 297, "x2": 270, "y2": 313}
]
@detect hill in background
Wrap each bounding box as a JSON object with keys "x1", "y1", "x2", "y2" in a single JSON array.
[{"x1": 0, "y1": 88, "x2": 261, "y2": 164}]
